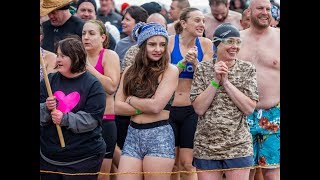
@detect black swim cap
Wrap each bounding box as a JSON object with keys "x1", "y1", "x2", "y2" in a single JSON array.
[{"x1": 212, "y1": 23, "x2": 240, "y2": 47}]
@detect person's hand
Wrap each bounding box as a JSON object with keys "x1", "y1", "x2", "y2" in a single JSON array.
[
  {"x1": 185, "y1": 46, "x2": 198, "y2": 66},
  {"x1": 214, "y1": 61, "x2": 228, "y2": 82},
  {"x1": 220, "y1": 70, "x2": 229, "y2": 85},
  {"x1": 51, "y1": 109, "x2": 63, "y2": 125},
  {"x1": 46, "y1": 96, "x2": 57, "y2": 111}
]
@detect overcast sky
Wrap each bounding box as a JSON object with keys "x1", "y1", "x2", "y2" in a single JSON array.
[
  {"x1": 96, "y1": 0, "x2": 279, "y2": 14},
  {"x1": 96, "y1": 0, "x2": 211, "y2": 13}
]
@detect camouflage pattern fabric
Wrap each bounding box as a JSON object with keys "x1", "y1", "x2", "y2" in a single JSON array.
[
  {"x1": 190, "y1": 59, "x2": 259, "y2": 160},
  {"x1": 122, "y1": 45, "x2": 139, "y2": 72}
]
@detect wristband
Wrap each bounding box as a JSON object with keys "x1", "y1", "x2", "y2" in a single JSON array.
[
  {"x1": 211, "y1": 79, "x2": 220, "y2": 88},
  {"x1": 135, "y1": 108, "x2": 142, "y2": 115},
  {"x1": 177, "y1": 61, "x2": 186, "y2": 69}
]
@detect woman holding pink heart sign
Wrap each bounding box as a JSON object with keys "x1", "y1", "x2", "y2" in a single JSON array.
[{"x1": 40, "y1": 36, "x2": 107, "y2": 180}]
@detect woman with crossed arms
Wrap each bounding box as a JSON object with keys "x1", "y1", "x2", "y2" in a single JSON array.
[{"x1": 115, "y1": 22, "x2": 179, "y2": 180}]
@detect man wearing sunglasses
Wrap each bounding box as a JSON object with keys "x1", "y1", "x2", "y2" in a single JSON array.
[{"x1": 237, "y1": 0, "x2": 280, "y2": 179}]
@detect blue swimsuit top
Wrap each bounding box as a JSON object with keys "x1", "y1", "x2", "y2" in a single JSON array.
[{"x1": 171, "y1": 34, "x2": 204, "y2": 79}]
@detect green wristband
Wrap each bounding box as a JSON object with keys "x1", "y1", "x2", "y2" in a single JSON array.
[
  {"x1": 177, "y1": 61, "x2": 186, "y2": 69},
  {"x1": 211, "y1": 80, "x2": 220, "y2": 88},
  {"x1": 135, "y1": 108, "x2": 142, "y2": 115}
]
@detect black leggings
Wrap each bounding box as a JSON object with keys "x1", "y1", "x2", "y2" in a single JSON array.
[
  {"x1": 169, "y1": 105, "x2": 198, "y2": 148},
  {"x1": 115, "y1": 115, "x2": 131, "y2": 150},
  {"x1": 101, "y1": 120, "x2": 117, "y2": 158}
]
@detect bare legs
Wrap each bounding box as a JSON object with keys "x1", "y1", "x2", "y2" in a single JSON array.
[
  {"x1": 179, "y1": 148, "x2": 197, "y2": 180},
  {"x1": 249, "y1": 167, "x2": 279, "y2": 180},
  {"x1": 117, "y1": 156, "x2": 174, "y2": 180},
  {"x1": 262, "y1": 168, "x2": 280, "y2": 180},
  {"x1": 171, "y1": 147, "x2": 197, "y2": 180},
  {"x1": 98, "y1": 159, "x2": 113, "y2": 180},
  {"x1": 198, "y1": 168, "x2": 250, "y2": 180}
]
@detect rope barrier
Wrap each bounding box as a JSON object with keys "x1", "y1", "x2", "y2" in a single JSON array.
[{"x1": 40, "y1": 164, "x2": 279, "y2": 176}]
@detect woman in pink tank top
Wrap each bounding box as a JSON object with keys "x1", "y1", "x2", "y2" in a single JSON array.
[{"x1": 82, "y1": 19, "x2": 121, "y2": 180}]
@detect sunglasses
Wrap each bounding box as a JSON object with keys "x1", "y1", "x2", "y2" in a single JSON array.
[{"x1": 212, "y1": 37, "x2": 242, "y2": 46}]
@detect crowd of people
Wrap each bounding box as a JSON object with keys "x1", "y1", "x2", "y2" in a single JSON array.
[{"x1": 40, "y1": 0, "x2": 280, "y2": 180}]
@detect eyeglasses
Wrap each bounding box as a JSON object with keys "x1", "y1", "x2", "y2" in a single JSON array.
[{"x1": 212, "y1": 37, "x2": 242, "y2": 46}]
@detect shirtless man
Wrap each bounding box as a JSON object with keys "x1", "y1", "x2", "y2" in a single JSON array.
[
  {"x1": 167, "y1": 0, "x2": 190, "y2": 35},
  {"x1": 205, "y1": 0, "x2": 242, "y2": 40},
  {"x1": 237, "y1": 0, "x2": 280, "y2": 180}
]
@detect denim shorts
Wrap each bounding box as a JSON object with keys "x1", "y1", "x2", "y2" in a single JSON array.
[
  {"x1": 121, "y1": 120, "x2": 175, "y2": 160},
  {"x1": 193, "y1": 156, "x2": 253, "y2": 170}
]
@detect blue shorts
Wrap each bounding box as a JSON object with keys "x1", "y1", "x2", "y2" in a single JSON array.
[
  {"x1": 246, "y1": 105, "x2": 280, "y2": 167},
  {"x1": 193, "y1": 156, "x2": 253, "y2": 170},
  {"x1": 121, "y1": 120, "x2": 175, "y2": 160}
]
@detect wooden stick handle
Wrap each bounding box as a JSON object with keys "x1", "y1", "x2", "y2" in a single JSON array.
[{"x1": 40, "y1": 51, "x2": 65, "y2": 148}]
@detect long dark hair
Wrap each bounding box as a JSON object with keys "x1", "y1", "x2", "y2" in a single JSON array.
[{"x1": 123, "y1": 40, "x2": 169, "y2": 98}]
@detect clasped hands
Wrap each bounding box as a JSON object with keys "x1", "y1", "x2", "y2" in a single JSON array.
[
  {"x1": 183, "y1": 46, "x2": 199, "y2": 66},
  {"x1": 213, "y1": 61, "x2": 229, "y2": 85}
]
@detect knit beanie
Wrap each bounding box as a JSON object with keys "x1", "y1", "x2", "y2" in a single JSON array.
[
  {"x1": 76, "y1": 0, "x2": 97, "y2": 14},
  {"x1": 132, "y1": 22, "x2": 169, "y2": 47},
  {"x1": 141, "y1": 2, "x2": 162, "y2": 15}
]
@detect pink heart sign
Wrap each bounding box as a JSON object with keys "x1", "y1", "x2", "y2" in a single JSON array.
[{"x1": 53, "y1": 91, "x2": 80, "y2": 113}]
